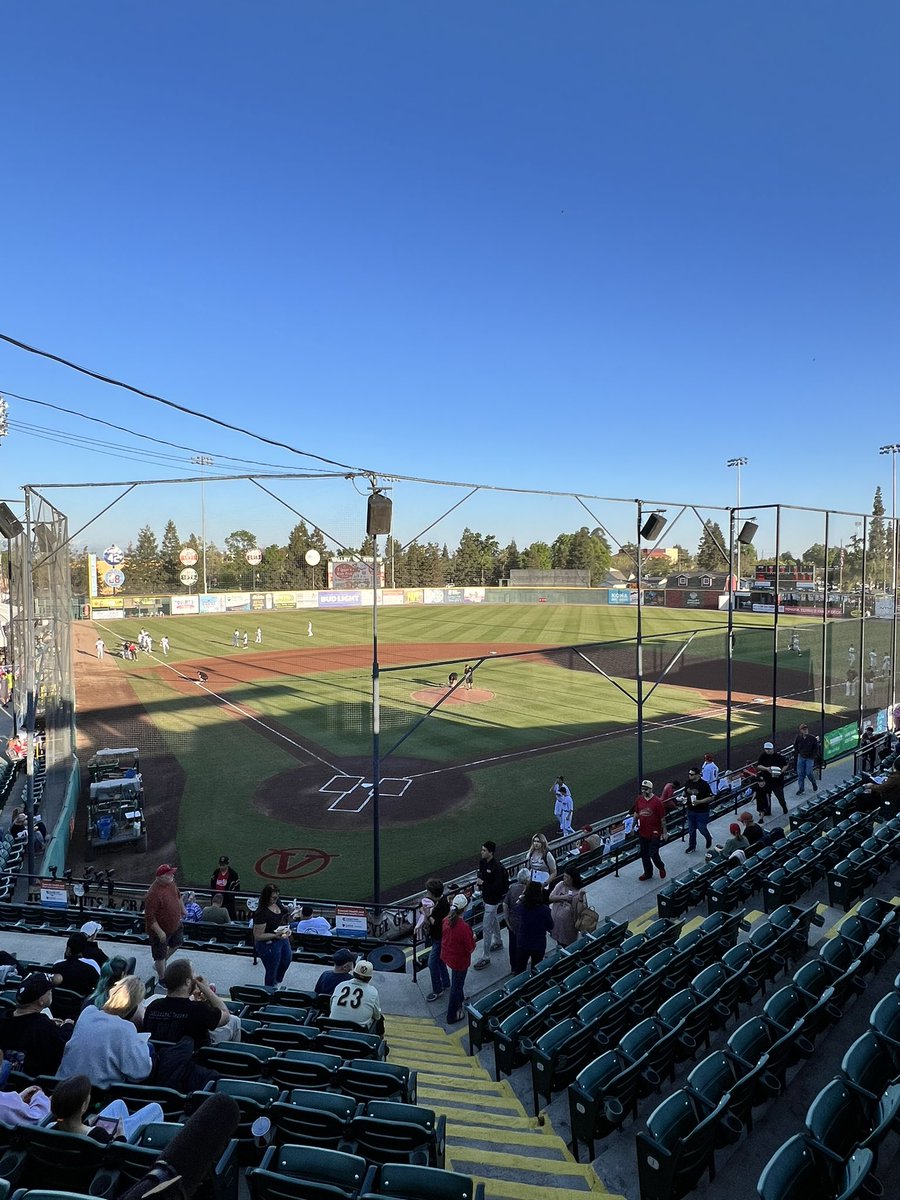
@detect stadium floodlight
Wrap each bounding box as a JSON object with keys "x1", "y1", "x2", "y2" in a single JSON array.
[
  {"x1": 727, "y1": 457, "x2": 749, "y2": 581},
  {"x1": 191, "y1": 455, "x2": 213, "y2": 593}
]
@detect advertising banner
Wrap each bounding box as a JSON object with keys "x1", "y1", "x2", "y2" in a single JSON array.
[
  {"x1": 225, "y1": 594, "x2": 251, "y2": 612},
  {"x1": 249, "y1": 593, "x2": 270, "y2": 612},
  {"x1": 40, "y1": 879, "x2": 68, "y2": 909},
  {"x1": 641, "y1": 590, "x2": 666, "y2": 607},
  {"x1": 823, "y1": 721, "x2": 859, "y2": 760},
  {"x1": 607, "y1": 589, "x2": 634, "y2": 605},
  {"x1": 90, "y1": 596, "x2": 124, "y2": 610},
  {"x1": 294, "y1": 590, "x2": 319, "y2": 609},
  {"x1": 445, "y1": 588, "x2": 465, "y2": 604},
  {"x1": 273, "y1": 591, "x2": 297, "y2": 609},
  {"x1": 319, "y1": 590, "x2": 361, "y2": 608},
  {"x1": 423, "y1": 588, "x2": 445, "y2": 605},
  {"x1": 463, "y1": 588, "x2": 485, "y2": 603},
  {"x1": 328, "y1": 558, "x2": 385, "y2": 590},
  {"x1": 404, "y1": 589, "x2": 424, "y2": 604},
  {"x1": 171, "y1": 595, "x2": 200, "y2": 615},
  {"x1": 334, "y1": 905, "x2": 369, "y2": 938},
  {"x1": 199, "y1": 594, "x2": 225, "y2": 614},
  {"x1": 381, "y1": 589, "x2": 406, "y2": 606}
]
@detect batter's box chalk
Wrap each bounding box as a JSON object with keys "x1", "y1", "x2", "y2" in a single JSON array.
[
  {"x1": 378, "y1": 777, "x2": 412, "y2": 798},
  {"x1": 321, "y1": 774, "x2": 362, "y2": 794}
]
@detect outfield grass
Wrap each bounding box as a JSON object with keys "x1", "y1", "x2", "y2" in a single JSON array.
[{"x1": 89, "y1": 603, "x2": 870, "y2": 898}]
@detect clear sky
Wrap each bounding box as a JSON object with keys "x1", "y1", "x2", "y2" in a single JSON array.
[{"x1": 1, "y1": 2, "x2": 898, "y2": 559}]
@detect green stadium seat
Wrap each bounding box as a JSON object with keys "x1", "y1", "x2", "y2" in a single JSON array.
[
  {"x1": 268, "y1": 1050, "x2": 341, "y2": 1091},
  {"x1": 359, "y1": 1162, "x2": 485, "y2": 1200},
  {"x1": 757, "y1": 1133, "x2": 876, "y2": 1200},
  {"x1": 335, "y1": 1060, "x2": 416, "y2": 1104},
  {"x1": 197, "y1": 1042, "x2": 278, "y2": 1079},
  {"x1": 0, "y1": 1127, "x2": 108, "y2": 1194},
  {"x1": 347, "y1": 1101, "x2": 445, "y2": 1168},
  {"x1": 567, "y1": 1048, "x2": 644, "y2": 1161},
  {"x1": 805, "y1": 1076, "x2": 900, "y2": 1164},
  {"x1": 267, "y1": 1088, "x2": 358, "y2": 1148},
  {"x1": 248, "y1": 1144, "x2": 371, "y2": 1200},
  {"x1": 636, "y1": 1089, "x2": 726, "y2": 1200}
]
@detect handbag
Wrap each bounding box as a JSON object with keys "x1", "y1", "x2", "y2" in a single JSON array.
[{"x1": 576, "y1": 902, "x2": 600, "y2": 933}]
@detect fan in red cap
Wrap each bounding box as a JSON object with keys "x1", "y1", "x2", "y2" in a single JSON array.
[{"x1": 144, "y1": 865, "x2": 184, "y2": 984}]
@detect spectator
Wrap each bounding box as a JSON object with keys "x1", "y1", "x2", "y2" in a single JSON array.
[
  {"x1": 0, "y1": 974, "x2": 70, "y2": 1076},
  {"x1": 252, "y1": 885, "x2": 293, "y2": 989},
  {"x1": 58, "y1": 977, "x2": 152, "y2": 1088},
  {"x1": 632, "y1": 780, "x2": 672, "y2": 881},
  {"x1": 525, "y1": 833, "x2": 557, "y2": 887},
  {"x1": 440, "y1": 895, "x2": 476, "y2": 1025},
  {"x1": 329, "y1": 960, "x2": 383, "y2": 1033},
  {"x1": 183, "y1": 892, "x2": 204, "y2": 923},
  {"x1": 84, "y1": 956, "x2": 129, "y2": 1010},
  {"x1": 549, "y1": 866, "x2": 588, "y2": 948},
  {"x1": 422, "y1": 878, "x2": 451, "y2": 1003},
  {"x1": 294, "y1": 906, "x2": 333, "y2": 936},
  {"x1": 578, "y1": 827, "x2": 602, "y2": 854},
  {"x1": 739, "y1": 811, "x2": 765, "y2": 851},
  {"x1": 659, "y1": 779, "x2": 681, "y2": 805},
  {"x1": 473, "y1": 841, "x2": 508, "y2": 970},
  {"x1": 717, "y1": 822, "x2": 750, "y2": 858},
  {"x1": 683, "y1": 767, "x2": 714, "y2": 853},
  {"x1": 144, "y1": 865, "x2": 186, "y2": 983},
  {"x1": 51, "y1": 1074, "x2": 163, "y2": 1143},
  {"x1": 50, "y1": 932, "x2": 102, "y2": 997},
  {"x1": 78, "y1": 921, "x2": 109, "y2": 968},
  {"x1": 515, "y1": 882, "x2": 554, "y2": 972},
  {"x1": 209, "y1": 856, "x2": 240, "y2": 919},
  {"x1": 793, "y1": 723, "x2": 821, "y2": 795},
  {"x1": 756, "y1": 741, "x2": 788, "y2": 817},
  {"x1": 199, "y1": 894, "x2": 231, "y2": 924},
  {"x1": 859, "y1": 724, "x2": 877, "y2": 774},
  {"x1": 504, "y1": 868, "x2": 530, "y2": 970},
  {"x1": 863, "y1": 760, "x2": 900, "y2": 810},
  {"x1": 0, "y1": 1073, "x2": 51, "y2": 1127},
  {"x1": 315, "y1": 949, "x2": 356, "y2": 998},
  {"x1": 143, "y1": 959, "x2": 240, "y2": 1047}
]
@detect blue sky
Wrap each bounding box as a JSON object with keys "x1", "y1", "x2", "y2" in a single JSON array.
[{"x1": 1, "y1": 2, "x2": 898, "y2": 558}]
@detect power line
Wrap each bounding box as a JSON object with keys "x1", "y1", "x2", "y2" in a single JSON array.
[
  {"x1": 0, "y1": 388, "x2": 344, "y2": 475},
  {"x1": 0, "y1": 332, "x2": 371, "y2": 474}
]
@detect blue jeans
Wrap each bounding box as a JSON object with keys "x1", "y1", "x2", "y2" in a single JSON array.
[
  {"x1": 639, "y1": 836, "x2": 664, "y2": 876},
  {"x1": 257, "y1": 938, "x2": 292, "y2": 987},
  {"x1": 796, "y1": 756, "x2": 817, "y2": 793},
  {"x1": 428, "y1": 940, "x2": 450, "y2": 994},
  {"x1": 687, "y1": 809, "x2": 711, "y2": 851},
  {"x1": 447, "y1": 967, "x2": 468, "y2": 1022}
]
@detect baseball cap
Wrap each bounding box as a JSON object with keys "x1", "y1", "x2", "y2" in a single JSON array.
[
  {"x1": 155, "y1": 863, "x2": 176, "y2": 877},
  {"x1": 352, "y1": 960, "x2": 374, "y2": 981},
  {"x1": 332, "y1": 949, "x2": 356, "y2": 966},
  {"x1": 80, "y1": 920, "x2": 103, "y2": 938},
  {"x1": 16, "y1": 973, "x2": 53, "y2": 1005},
  {"x1": 641, "y1": 779, "x2": 653, "y2": 789},
  {"x1": 451, "y1": 893, "x2": 469, "y2": 910},
  {"x1": 763, "y1": 742, "x2": 774, "y2": 750},
  {"x1": 729, "y1": 822, "x2": 741, "y2": 835}
]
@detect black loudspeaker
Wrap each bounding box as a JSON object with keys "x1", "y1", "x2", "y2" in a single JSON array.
[
  {"x1": 0, "y1": 503, "x2": 23, "y2": 539},
  {"x1": 640, "y1": 512, "x2": 667, "y2": 541},
  {"x1": 737, "y1": 519, "x2": 758, "y2": 546},
  {"x1": 366, "y1": 492, "x2": 393, "y2": 536}
]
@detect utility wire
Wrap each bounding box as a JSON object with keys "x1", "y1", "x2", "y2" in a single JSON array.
[
  {"x1": 0, "y1": 333, "x2": 371, "y2": 474},
  {"x1": 0, "y1": 388, "x2": 345, "y2": 476}
]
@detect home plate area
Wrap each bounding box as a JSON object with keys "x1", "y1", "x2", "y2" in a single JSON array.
[{"x1": 322, "y1": 773, "x2": 411, "y2": 813}]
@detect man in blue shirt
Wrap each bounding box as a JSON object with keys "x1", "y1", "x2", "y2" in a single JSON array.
[{"x1": 314, "y1": 949, "x2": 356, "y2": 997}]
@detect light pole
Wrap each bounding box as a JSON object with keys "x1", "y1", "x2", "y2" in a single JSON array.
[
  {"x1": 727, "y1": 457, "x2": 748, "y2": 583},
  {"x1": 191, "y1": 455, "x2": 213, "y2": 593},
  {"x1": 879, "y1": 445, "x2": 900, "y2": 598}
]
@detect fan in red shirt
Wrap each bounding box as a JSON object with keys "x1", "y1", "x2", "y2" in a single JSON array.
[
  {"x1": 632, "y1": 780, "x2": 673, "y2": 881},
  {"x1": 439, "y1": 895, "x2": 476, "y2": 1026}
]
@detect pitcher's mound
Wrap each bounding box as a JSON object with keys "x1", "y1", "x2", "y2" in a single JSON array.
[{"x1": 410, "y1": 687, "x2": 495, "y2": 705}]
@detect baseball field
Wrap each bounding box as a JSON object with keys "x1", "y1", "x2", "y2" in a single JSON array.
[{"x1": 71, "y1": 602, "x2": 880, "y2": 901}]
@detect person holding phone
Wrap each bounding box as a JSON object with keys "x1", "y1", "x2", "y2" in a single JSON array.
[
  {"x1": 51, "y1": 1074, "x2": 163, "y2": 1142},
  {"x1": 252, "y1": 885, "x2": 293, "y2": 988}
]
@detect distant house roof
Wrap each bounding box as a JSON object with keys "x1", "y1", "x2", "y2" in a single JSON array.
[{"x1": 673, "y1": 573, "x2": 734, "y2": 589}]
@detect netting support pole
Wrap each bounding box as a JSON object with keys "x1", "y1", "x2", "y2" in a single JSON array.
[
  {"x1": 636, "y1": 501, "x2": 645, "y2": 784},
  {"x1": 371, "y1": 533, "x2": 381, "y2": 912},
  {"x1": 858, "y1": 518, "x2": 868, "y2": 732},
  {"x1": 23, "y1": 488, "x2": 37, "y2": 883},
  {"x1": 771, "y1": 506, "x2": 781, "y2": 739},
  {"x1": 725, "y1": 511, "x2": 736, "y2": 771},
  {"x1": 820, "y1": 512, "x2": 830, "y2": 752}
]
